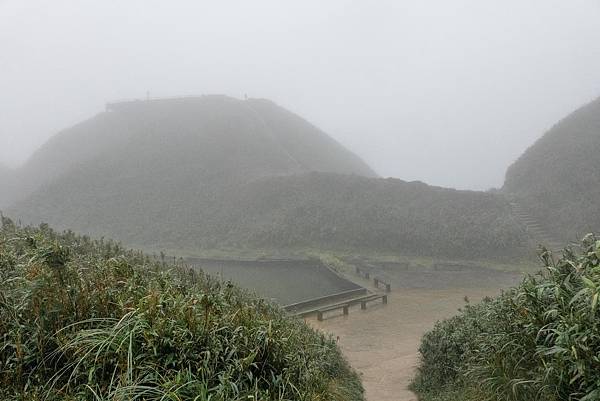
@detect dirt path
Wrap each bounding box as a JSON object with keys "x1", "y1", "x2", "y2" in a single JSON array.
[{"x1": 311, "y1": 276, "x2": 522, "y2": 401}]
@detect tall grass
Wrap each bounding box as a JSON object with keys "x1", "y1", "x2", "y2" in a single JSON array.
[
  {"x1": 412, "y1": 234, "x2": 600, "y2": 401},
  {"x1": 0, "y1": 216, "x2": 364, "y2": 400}
]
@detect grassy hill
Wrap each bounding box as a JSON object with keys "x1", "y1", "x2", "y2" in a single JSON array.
[
  {"x1": 10, "y1": 169, "x2": 528, "y2": 260},
  {"x1": 0, "y1": 164, "x2": 7, "y2": 205},
  {"x1": 212, "y1": 173, "x2": 527, "y2": 259},
  {"x1": 6, "y1": 95, "x2": 375, "y2": 206},
  {"x1": 7, "y1": 96, "x2": 528, "y2": 260},
  {"x1": 0, "y1": 216, "x2": 364, "y2": 400},
  {"x1": 0, "y1": 163, "x2": 15, "y2": 209},
  {"x1": 504, "y1": 96, "x2": 600, "y2": 242}
]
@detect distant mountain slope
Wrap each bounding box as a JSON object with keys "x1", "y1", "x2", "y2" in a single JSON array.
[
  {"x1": 12, "y1": 169, "x2": 527, "y2": 259},
  {"x1": 9, "y1": 95, "x2": 527, "y2": 260},
  {"x1": 217, "y1": 173, "x2": 527, "y2": 259},
  {"x1": 244, "y1": 98, "x2": 375, "y2": 176},
  {"x1": 504, "y1": 96, "x2": 600, "y2": 241},
  {"x1": 0, "y1": 163, "x2": 16, "y2": 209},
  {"x1": 8, "y1": 95, "x2": 375, "y2": 205}
]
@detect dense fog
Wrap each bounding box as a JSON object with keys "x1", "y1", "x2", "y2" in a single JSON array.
[{"x1": 2, "y1": 0, "x2": 600, "y2": 189}]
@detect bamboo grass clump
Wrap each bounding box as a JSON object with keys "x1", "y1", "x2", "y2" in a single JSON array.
[
  {"x1": 0, "y1": 216, "x2": 363, "y2": 401},
  {"x1": 412, "y1": 235, "x2": 600, "y2": 401}
]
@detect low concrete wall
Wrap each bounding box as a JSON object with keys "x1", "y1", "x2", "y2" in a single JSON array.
[{"x1": 283, "y1": 287, "x2": 368, "y2": 314}]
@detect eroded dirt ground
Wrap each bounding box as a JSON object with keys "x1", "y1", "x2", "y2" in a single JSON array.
[{"x1": 311, "y1": 268, "x2": 527, "y2": 401}]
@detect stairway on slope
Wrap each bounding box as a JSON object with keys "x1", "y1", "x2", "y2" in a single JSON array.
[{"x1": 509, "y1": 201, "x2": 564, "y2": 253}]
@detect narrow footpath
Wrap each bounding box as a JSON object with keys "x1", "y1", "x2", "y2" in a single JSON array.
[{"x1": 310, "y1": 268, "x2": 525, "y2": 401}]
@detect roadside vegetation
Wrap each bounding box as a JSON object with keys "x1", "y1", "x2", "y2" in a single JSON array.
[
  {"x1": 0, "y1": 216, "x2": 363, "y2": 401},
  {"x1": 412, "y1": 234, "x2": 600, "y2": 401}
]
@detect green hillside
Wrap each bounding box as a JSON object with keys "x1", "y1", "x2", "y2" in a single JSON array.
[
  {"x1": 7, "y1": 96, "x2": 528, "y2": 260},
  {"x1": 7, "y1": 95, "x2": 375, "y2": 206},
  {"x1": 0, "y1": 164, "x2": 16, "y2": 209},
  {"x1": 504, "y1": 96, "x2": 600, "y2": 242},
  {"x1": 214, "y1": 173, "x2": 527, "y2": 259},
  {"x1": 0, "y1": 216, "x2": 363, "y2": 400},
  {"x1": 10, "y1": 169, "x2": 528, "y2": 260}
]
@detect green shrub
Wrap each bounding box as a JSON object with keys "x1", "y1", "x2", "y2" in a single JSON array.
[
  {"x1": 413, "y1": 235, "x2": 600, "y2": 401},
  {"x1": 0, "y1": 216, "x2": 363, "y2": 400}
]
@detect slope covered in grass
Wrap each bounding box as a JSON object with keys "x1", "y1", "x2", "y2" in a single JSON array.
[
  {"x1": 412, "y1": 235, "x2": 600, "y2": 401},
  {"x1": 12, "y1": 171, "x2": 528, "y2": 260},
  {"x1": 7, "y1": 95, "x2": 375, "y2": 207},
  {"x1": 504, "y1": 96, "x2": 600, "y2": 242},
  {"x1": 0, "y1": 164, "x2": 14, "y2": 208},
  {"x1": 216, "y1": 173, "x2": 528, "y2": 259},
  {"x1": 0, "y1": 216, "x2": 363, "y2": 401},
  {"x1": 7, "y1": 96, "x2": 529, "y2": 260}
]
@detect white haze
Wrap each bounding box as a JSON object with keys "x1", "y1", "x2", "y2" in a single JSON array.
[{"x1": 1, "y1": 0, "x2": 600, "y2": 190}]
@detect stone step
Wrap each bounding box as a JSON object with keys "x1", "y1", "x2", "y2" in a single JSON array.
[{"x1": 510, "y1": 200, "x2": 563, "y2": 251}]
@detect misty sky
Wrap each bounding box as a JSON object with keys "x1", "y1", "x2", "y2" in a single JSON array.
[{"x1": 1, "y1": 1, "x2": 600, "y2": 190}]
